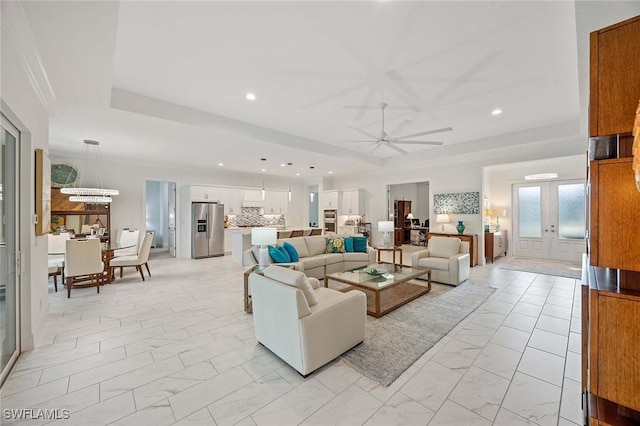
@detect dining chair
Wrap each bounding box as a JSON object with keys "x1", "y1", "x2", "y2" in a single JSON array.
[
  {"x1": 290, "y1": 230, "x2": 304, "y2": 238},
  {"x1": 48, "y1": 263, "x2": 60, "y2": 292},
  {"x1": 48, "y1": 232, "x2": 70, "y2": 281},
  {"x1": 64, "y1": 238, "x2": 104, "y2": 298},
  {"x1": 110, "y1": 232, "x2": 153, "y2": 281},
  {"x1": 115, "y1": 229, "x2": 140, "y2": 257},
  {"x1": 309, "y1": 229, "x2": 323, "y2": 236}
]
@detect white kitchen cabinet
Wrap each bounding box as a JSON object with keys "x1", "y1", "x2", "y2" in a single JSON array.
[
  {"x1": 219, "y1": 188, "x2": 242, "y2": 214},
  {"x1": 322, "y1": 190, "x2": 340, "y2": 210},
  {"x1": 191, "y1": 186, "x2": 221, "y2": 202},
  {"x1": 337, "y1": 225, "x2": 357, "y2": 235},
  {"x1": 265, "y1": 191, "x2": 288, "y2": 214},
  {"x1": 243, "y1": 189, "x2": 264, "y2": 202},
  {"x1": 340, "y1": 189, "x2": 364, "y2": 215}
]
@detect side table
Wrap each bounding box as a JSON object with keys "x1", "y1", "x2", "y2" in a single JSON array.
[
  {"x1": 375, "y1": 246, "x2": 403, "y2": 265},
  {"x1": 244, "y1": 264, "x2": 294, "y2": 313},
  {"x1": 244, "y1": 265, "x2": 259, "y2": 313}
]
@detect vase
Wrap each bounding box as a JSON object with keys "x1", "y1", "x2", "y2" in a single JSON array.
[{"x1": 456, "y1": 221, "x2": 465, "y2": 234}]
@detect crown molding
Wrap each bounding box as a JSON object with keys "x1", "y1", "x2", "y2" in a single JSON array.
[{"x1": 2, "y1": 2, "x2": 59, "y2": 116}]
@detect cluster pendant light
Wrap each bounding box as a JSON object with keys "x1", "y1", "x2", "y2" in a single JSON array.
[{"x1": 60, "y1": 140, "x2": 119, "y2": 203}]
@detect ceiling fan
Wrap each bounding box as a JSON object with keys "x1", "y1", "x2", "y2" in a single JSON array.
[{"x1": 345, "y1": 103, "x2": 452, "y2": 154}]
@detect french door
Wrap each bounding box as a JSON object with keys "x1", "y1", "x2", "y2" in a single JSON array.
[
  {"x1": 0, "y1": 114, "x2": 20, "y2": 386},
  {"x1": 512, "y1": 180, "x2": 586, "y2": 262}
]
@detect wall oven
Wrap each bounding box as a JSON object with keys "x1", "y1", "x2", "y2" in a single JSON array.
[{"x1": 324, "y1": 209, "x2": 337, "y2": 233}]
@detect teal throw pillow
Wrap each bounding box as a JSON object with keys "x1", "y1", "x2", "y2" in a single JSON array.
[
  {"x1": 268, "y1": 245, "x2": 291, "y2": 263},
  {"x1": 344, "y1": 236, "x2": 354, "y2": 252},
  {"x1": 283, "y1": 241, "x2": 299, "y2": 262},
  {"x1": 352, "y1": 237, "x2": 368, "y2": 253}
]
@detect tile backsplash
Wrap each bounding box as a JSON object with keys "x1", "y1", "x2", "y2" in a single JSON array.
[{"x1": 228, "y1": 207, "x2": 285, "y2": 228}]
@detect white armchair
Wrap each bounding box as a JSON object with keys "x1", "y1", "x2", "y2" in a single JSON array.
[
  {"x1": 249, "y1": 265, "x2": 366, "y2": 376},
  {"x1": 411, "y1": 236, "x2": 470, "y2": 286}
]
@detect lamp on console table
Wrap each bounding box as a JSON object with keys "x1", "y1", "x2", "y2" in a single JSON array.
[
  {"x1": 435, "y1": 214, "x2": 450, "y2": 233},
  {"x1": 251, "y1": 227, "x2": 277, "y2": 271},
  {"x1": 378, "y1": 221, "x2": 395, "y2": 248}
]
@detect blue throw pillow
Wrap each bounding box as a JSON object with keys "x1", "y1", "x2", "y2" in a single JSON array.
[
  {"x1": 344, "y1": 236, "x2": 354, "y2": 252},
  {"x1": 352, "y1": 237, "x2": 368, "y2": 253},
  {"x1": 283, "y1": 241, "x2": 299, "y2": 262},
  {"x1": 268, "y1": 245, "x2": 291, "y2": 263}
]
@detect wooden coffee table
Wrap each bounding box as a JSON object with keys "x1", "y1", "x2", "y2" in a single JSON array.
[{"x1": 324, "y1": 262, "x2": 431, "y2": 318}]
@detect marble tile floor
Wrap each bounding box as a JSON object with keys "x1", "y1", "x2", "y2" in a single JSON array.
[{"x1": 0, "y1": 248, "x2": 584, "y2": 425}]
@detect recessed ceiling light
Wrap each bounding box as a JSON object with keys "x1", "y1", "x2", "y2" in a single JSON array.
[
  {"x1": 246, "y1": 92, "x2": 256, "y2": 101},
  {"x1": 328, "y1": 171, "x2": 333, "y2": 174},
  {"x1": 491, "y1": 109, "x2": 503, "y2": 116},
  {"x1": 280, "y1": 163, "x2": 285, "y2": 167},
  {"x1": 295, "y1": 173, "x2": 300, "y2": 176},
  {"x1": 261, "y1": 168, "x2": 266, "y2": 172},
  {"x1": 524, "y1": 173, "x2": 558, "y2": 180}
]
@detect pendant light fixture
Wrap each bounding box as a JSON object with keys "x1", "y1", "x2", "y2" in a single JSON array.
[
  {"x1": 288, "y1": 183, "x2": 292, "y2": 202},
  {"x1": 60, "y1": 139, "x2": 119, "y2": 203},
  {"x1": 261, "y1": 180, "x2": 266, "y2": 201}
]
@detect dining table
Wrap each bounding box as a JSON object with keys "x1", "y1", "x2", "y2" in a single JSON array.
[{"x1": 48, "y1": 239, "x2": 136, "y2": 286}]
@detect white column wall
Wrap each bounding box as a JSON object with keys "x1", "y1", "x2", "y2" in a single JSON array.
[{"x1": 1, "y1": 25, "x2": 51, "y2": 350}]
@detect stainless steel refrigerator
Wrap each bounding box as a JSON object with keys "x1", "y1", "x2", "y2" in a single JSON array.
[{"x1": 191, "y1": 202, "x2": 225, "y2": 258}]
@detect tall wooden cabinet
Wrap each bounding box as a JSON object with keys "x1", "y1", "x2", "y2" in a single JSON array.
[
  {"x1": 584, "y1": 15, "x2": 640, "y2": 426},
  {"x1": 393, "y1": 200, "x2": 412, "y2": 245},
  {"x1": 484, "y1": 231, "x2": 507, "y2": 263},
  {"x1": 589, "y1": 15, "x2": 640, "y2": 138}
]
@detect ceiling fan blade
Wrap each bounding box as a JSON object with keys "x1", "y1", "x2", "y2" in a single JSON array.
[
  {"x1": 387, "y1": 119, "x2": 413, "y2": 137},
  {"x1": 340, "y1": 140, "x2": 378, "y2": 143},
  {"x1": 383, "y1": 141, "x2": 408, "y2": 155},
  {"x1": 348, "y1": 125, "x2": 378, "y2": 140},
  {"x1": 395, "y1": 126, "x2": 453, "y2": 139},
  {"x1": 392, "y1": 140, "x2": 444, "y2": 146},
  {"x1": 370, "y1": 143, "x2": 382, "y2": 154}
]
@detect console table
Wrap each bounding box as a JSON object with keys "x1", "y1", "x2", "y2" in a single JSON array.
[{"x1": 427, "y1": 233, "x2": 478, "y2": 267}]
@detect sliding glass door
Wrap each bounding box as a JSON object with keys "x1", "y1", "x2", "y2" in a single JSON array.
[{"x1": 0, "y1": 114, "x2": 20, "y2": 386}]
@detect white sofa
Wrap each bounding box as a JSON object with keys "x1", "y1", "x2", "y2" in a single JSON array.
[
  {"x1": 243, "y1": 234, "x2": 376, "y2": 279},
  {"x1": 411, "y1": 236, "x2": 470, "y2": 286},
  {"x1": 250, "y1": 265, "x2": 366, "y2": 375}
]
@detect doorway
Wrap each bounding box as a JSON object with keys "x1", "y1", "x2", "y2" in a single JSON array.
[
  {"x1": 145, "y1": 180, "x2": 177, "y2": 257},
  {"x1": 0, "y1": 114, "x2": 20, "y2": 386},
  {"x1": 512, "y1": 179, "x2": 586, "y2": 262}
]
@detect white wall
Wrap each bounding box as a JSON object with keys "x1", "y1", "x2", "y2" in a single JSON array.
[{"x1": 1, "y1": 9, "x2": 52, "y2": 349}]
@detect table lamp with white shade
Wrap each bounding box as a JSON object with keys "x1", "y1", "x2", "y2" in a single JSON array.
[
  {"x1": 435, "y1": 214, "x2": 451, "y2": 233},
  {"x1": 378, "y1": 221, "x2": 395, "y2": 248},
  {"x1": 406, "y1": 212, "x2": 414, "y2": 227},
  {"x1": 251, "y1": 227, "x2": 277, "y2": 271}
]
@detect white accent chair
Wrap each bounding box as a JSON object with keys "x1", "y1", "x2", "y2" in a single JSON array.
[
  {"x1": 411, "y1": 236, "x2": 470, "y2": 286},
  {"x1": 250, "y1": 265, "x2": 366, "y2": 376},
  {"x1": 115, "y1": 229, "x2": 140, "y2": 257},
  {"x1": 110, "y1": 232, "x2": 153, "y2": 281},
  {"x1": 64, "y1": 238, "x2": 104, "y2": 298}
]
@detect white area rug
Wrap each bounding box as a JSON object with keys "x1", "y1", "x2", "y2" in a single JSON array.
[{"x1": 340, "y1": 282, "x2": 495, "y2": 386}]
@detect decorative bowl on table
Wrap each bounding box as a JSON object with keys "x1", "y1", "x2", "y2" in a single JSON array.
[{"x1": 362, "y1": 266, "x2": 388, "y2": 276}]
